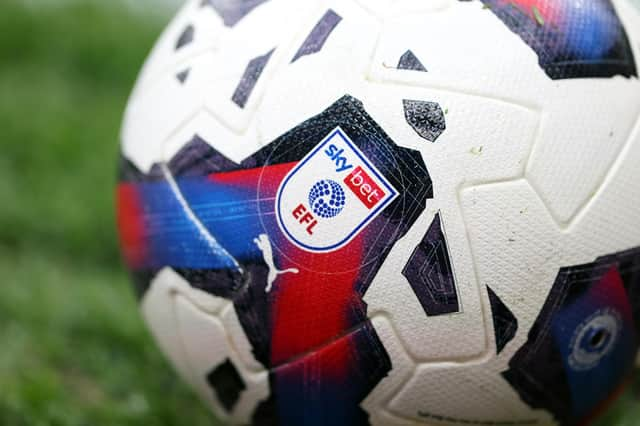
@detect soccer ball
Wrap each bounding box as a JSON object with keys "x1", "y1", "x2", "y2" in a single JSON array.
[{"x1": 117, "y1": 0, "x2": 640, "y2": 425}]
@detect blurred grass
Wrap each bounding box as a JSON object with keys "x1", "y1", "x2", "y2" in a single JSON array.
[
  {"x1": 0, "y1": 1, "x2": 215, "y2": 424},
  {"x1": 0, "y1": 0, "x2": 638, "y2": 425}
]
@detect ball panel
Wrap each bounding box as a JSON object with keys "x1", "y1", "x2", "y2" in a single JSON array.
[
  {"x1": 363, "y1": 85, "x2": 539, "y2": 361},
  {"x1": 127, "y1": 0, "x2": 224, "y2": 103},
  {"x1": 162, "y1": 111, "x2": 262, "y2": 168},
  {"x1": 566, "y1": 115, "x2": 640, "y2": 249},
  {"x1": 364, "y1": 205, "x2": 488, "y2": 362},
  {"x1": 525, "y1": 80, "x2": 640, "y2": 224},
  {"x1": 173, "y1": 294, "x2": 239, "y2": 418},
  {"x1": 503, "y1": 251, "x2": 640, "y2": 424},
  {"x1": 253, "y1": 1, "x2": 380, "y2": 146},
  {"x1": 459, "y1": 121, "x2": 640, "y2": 419},
  {"x1": 370, "y1": 0, "x2": 640, "y2": 224},
  {"x1": 221, "y1": 304, "x2": 267, "y2": 374},
  {"x1": 122, "y1": 56, "x2": 207, "y2": 171},
  {"x1": 369, "y1": 3, "x2": 545, "y2": 105},
  {"x1": 628, "y1": 0, "x2": 640, "y2": 13},
  {"x1": 388, "y1": 361, "x2": 553, "y2": 425},
  {"x1": 174, "y1": 295, "x2": 270, "y2": 425},
  {"x1": 361, "y1": 316, "x2": 417, "y2": 425},
  {"x1": 140, "y1": 269, "x2": 211, "y2": 397},
  {"x1": 461, "y1": 180, "x2": 571, "y2": 344}
]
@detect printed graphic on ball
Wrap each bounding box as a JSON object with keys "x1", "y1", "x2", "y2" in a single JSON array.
[{"x1": 276, "y1": 127, "x2": 398, "y2": 252}]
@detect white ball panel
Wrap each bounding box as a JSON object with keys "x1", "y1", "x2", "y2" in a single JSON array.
[
  {"x1": 128, "y1": 0, "x2": 224, "y2": 102},
  {"x1": 525, "y1": 79, "x2": 640, "y2": 224},
  {"x1": 201, "y1": 0, "x2": 317, "y2": 133},
  {"x1": 362, "y1": 316, "x2": 416, "y2": 423},
  {"x1": 363, "y1": 88, "x2": 538, "y2": 361},
  {"x1": 617, "y1": 0, "x2": 640, "y2": 30},
  {"x1": 460, "y1": 113, "x2": 640, "y2": 352},
  {"x1": 353, "y1": 0, "x2": 452, "y2": 19},
  {"x1": 370, "y1": 411, "x2": 429, "y2": 426},
  {"x1": 627, "y1": 0, "x2": 640, "y2": 12},
  {"x1": 184, "y1": 286, "x2": 230, "y2": 316},
  {"x1": 388, "y1": 361, "x2": 552, "y2": 424},
  {"x1": 388, "y1": 0, "x2": 453, "y2": 14},
  {"x1": 145, "y1": 268, "x2": 230, "y2": 316},
  {"x1": 371, "y1": 0, "x2": 640, "y2": 223},
  {"x1": 174, "y1": 296, "x2": 270, "y2": 425},
  {"x1": 254, "y1": 1, "x2": 381, "y2": 145},
  {"x1": 122, "y1": 52, "x2": 213, "y2": 171},
  {"x1": 365, "y1": 205, "x2": 488, "y2": 362},
  {"x1": 162, "y1": 109, "x2": 261, "y2": 166},
  {"x1": 124, "y1": 0, "x2": 321, "y2": 170},
  {"x1": 141, "y1": 269, "x2": 271, "y2": 425},
  {"x1": 360, "y1": 85, "x2": 539, "y2": 183},
  {"x1": 351, "y1": 0, "x2": 392, "y2": 17},
  {"x1": 141, "y1": 269, "x2": 204, "y2": 393},
  {"x1": 173, "y1": 294, "x2": 235, "y2": 421},
  {"x1": 460, "y1": 181, "x2": 567, "y2": 347},
  {"x1": 565, "y1": 114, "x2": 640, "y2": 255},
  {"x1": 369, "y1": 2, "x2": 545, "y2": 105}
]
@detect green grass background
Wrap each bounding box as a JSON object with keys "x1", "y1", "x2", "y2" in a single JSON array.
[
  {"x1": 0, "y1": 0, "x2": 638, "y2": 425},
  {"x1": 0, "y1": 1, "x2": 215, "y2": 424}
]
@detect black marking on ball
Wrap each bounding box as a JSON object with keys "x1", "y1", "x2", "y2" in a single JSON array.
[
  {"x1": 503, "y1": 247, "x2": 640, "y2": 424},
  {"x1": 402, "y1": 212, "x2": 460, "y2": 316},
  {"x1": 176, "y1": 68, "x2": 191, "y2": 84},
  {"x1": 175, "y1": 24, "x2": 194, "y2": 50},
  {"x1": 487, "y1": 286, "x2": 518, "y2": 354},
  {"x1": 291, "y1": 9, "x2": 342, "y2": 63},
  {"x1": 232, "y1": 48, "x2": 275, "y2": 108},
  {"x1": 403, "y1": 99, "x2": 446, "y2": 143},
  {"x1": 206, "y1": 359, "x2": 247, "y2": 413},
  {"x1": 398, "y1": 50, "x2": 427, "y2": 72},
  {"x1": 201, "y1": 0, "x2": 270, "y2": 27}
]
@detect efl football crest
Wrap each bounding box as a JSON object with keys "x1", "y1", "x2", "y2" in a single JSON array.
[{"x1": 276, "y1": 127, "x2": 398, "y2": 252}]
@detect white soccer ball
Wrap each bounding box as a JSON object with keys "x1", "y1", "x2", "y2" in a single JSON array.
[{"x1": 117, "y1": 1, "x2": 640, "y2": 425}]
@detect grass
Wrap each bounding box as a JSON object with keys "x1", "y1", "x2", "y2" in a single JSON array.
[
  {"x1": 0, "y1": 0, "x2": 637, "y2": 425},
  {"x1": 0, "y1": 1, "x2": 215, "y2": 424}
]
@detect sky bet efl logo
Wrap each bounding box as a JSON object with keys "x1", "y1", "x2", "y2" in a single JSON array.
[{"x1": 276, "y1": 127, "x2": 398, "y2": 252}]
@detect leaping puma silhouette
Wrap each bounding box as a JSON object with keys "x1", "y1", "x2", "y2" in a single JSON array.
[{"x1": 254, "y1": 234, "x2": 299, "y2": 293}]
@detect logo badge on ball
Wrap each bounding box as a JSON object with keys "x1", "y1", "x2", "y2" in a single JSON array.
[{"x1": 276, "y1": 127, "x2": 398, "y2": 253}]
